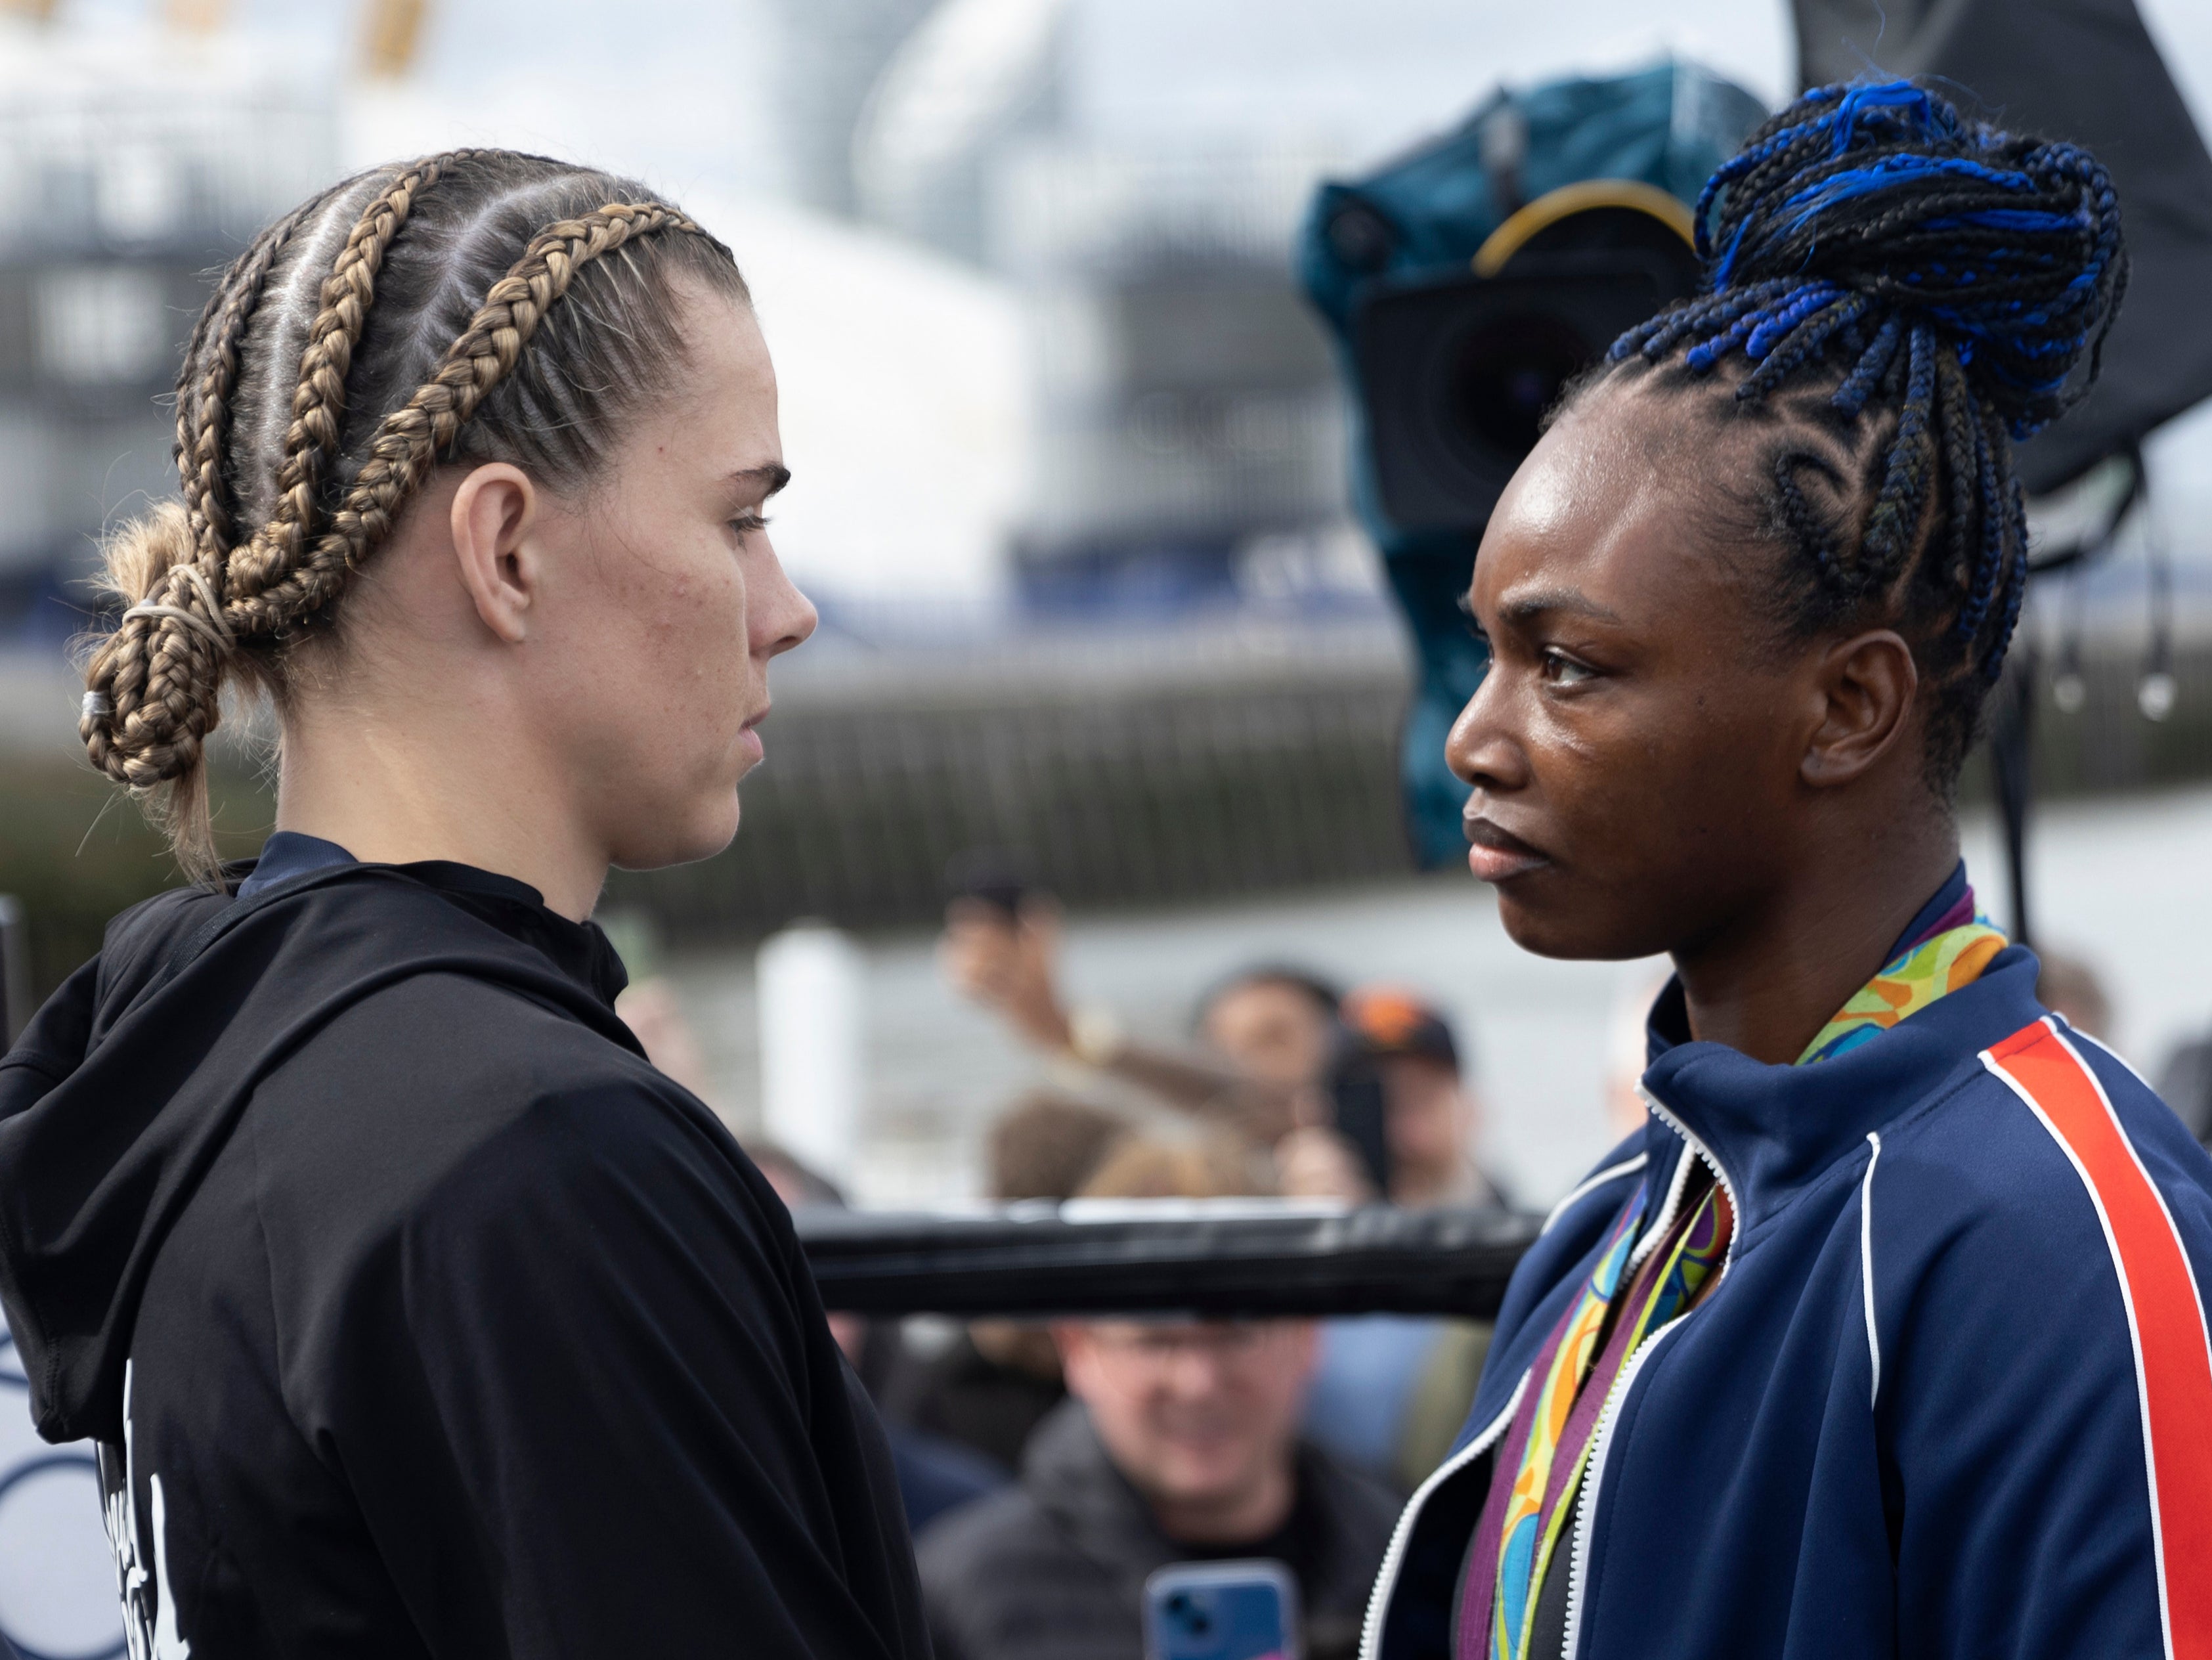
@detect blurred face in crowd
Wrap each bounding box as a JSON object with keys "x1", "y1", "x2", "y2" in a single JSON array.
[
  {"x1": 1381, "y1": 1055, "x2": 1475, "y2": 1187},
  {"x1": 1057, "y1": 1318, "x2": 1318, "y2": 1544},
  {"x1": 1201, "y1": 982, "x2": 1335, "y2": 1093}
]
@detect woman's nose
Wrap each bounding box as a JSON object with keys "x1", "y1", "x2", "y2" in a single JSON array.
[
  {"x1": 1444, "y1": 666, "x2": 1527, "y2": 793},
  {"x1": 755, "y1": 541, "x2": 818, "y2": 659}
]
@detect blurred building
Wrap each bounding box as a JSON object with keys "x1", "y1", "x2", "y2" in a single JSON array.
[
  {"x1": 856, "y1": 0, "x2": 1376, "y2": 613},
  {"x1": 0, "y1": 24, "x2": 336, "y2": 642},
  {"x1": 765, "y1": 0, "x2": 938, "y2": 215},
  {"x1": 991, "y1": 139, "x2": 1364, "y2": 609}
]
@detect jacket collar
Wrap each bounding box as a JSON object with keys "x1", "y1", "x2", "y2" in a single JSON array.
[
  {"x1": 1637, "y1": 866, "x2": 2044, "y2": 1237},
  {"x1": 223, "y1": 850, "x2": 630, "y2": 1009}
]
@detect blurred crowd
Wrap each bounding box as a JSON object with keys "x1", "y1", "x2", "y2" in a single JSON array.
[
  {"x1": 617, "y1": 892, "x2": 2174, "y2": 1660},
  {"x1": 621, "y1": 887, "x2": 1514, "y2": 1660}
]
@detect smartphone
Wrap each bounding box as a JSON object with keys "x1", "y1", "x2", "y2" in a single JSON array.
[
  {"x1": 1143, "y1": 1560, "x2": 1301, "y2": 1660},
  {"x1": 1328, "y1": 1055, "x2": 1394, "y2": 1198}
]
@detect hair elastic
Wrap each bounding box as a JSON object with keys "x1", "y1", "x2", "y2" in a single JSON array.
[{"x1": 121, "y1": 563, "x2": 236, "y2": 655}]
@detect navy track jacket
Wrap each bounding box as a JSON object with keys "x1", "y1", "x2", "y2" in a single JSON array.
[{"x1": 1364, "y1": 942, "x2": 2212, "y2": 1660}]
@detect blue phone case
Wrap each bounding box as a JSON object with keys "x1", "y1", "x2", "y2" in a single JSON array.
[{"x1": 1142, "y1": 1559, "x2": 1302, "y2": 1660}]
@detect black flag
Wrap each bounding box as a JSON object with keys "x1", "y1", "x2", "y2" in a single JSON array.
[{"x1": 1794, "y1": 0, "x2": 2212, "y2": 491}]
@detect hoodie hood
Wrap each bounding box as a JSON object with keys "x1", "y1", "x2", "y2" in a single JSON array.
[{"x1": 0, "y1": 858, "x2": 632, "y2": 1445}]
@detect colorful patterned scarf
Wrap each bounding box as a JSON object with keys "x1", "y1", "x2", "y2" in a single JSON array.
[
  {"x1": 1461, "y1": 887, "x2": 2006, "y2": 1660},
  {"x1": 1797, "y1": 888, "x2": 2007, "y2": 1063}
]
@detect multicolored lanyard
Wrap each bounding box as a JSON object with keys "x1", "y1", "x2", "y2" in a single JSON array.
[
  {"x1": 1471, "y1": 1174, "x2": 1731, "y2": 1660},
  {"x1": 1462, "y1": 896, "x2": 2005, "y2": 1660}
]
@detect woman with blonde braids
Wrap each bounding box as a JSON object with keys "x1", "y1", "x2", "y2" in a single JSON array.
[{"x1": 0, "y1": 152, "x2": 930, "y2": 1658}]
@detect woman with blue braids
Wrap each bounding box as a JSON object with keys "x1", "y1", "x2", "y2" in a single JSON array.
[{"x1": 1360, "y1": 82, "x2": 2212, "y2": 1660}]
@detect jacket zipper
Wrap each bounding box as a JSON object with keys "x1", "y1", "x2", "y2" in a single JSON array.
[
  {"x1": 1557, "y1": 1084, "x2": 1741, "y2": 1660},
  {"x1": 1356, "y1": 1367, "x2": 1532, "y2": 1660}
]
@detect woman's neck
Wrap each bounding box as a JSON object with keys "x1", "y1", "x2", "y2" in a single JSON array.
[
  {"x1": 1673, "y1": 829, "x2": 1961, "y2": 1066},
  {"x1": 275, "y1": 691, "x2": 607, "y2": 921}
]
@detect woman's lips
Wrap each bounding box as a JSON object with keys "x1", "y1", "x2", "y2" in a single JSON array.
[
  {"x1": 738, "y1": 709, "x2": 768, "y2": 766},
  {"x1": 1464, "y1": 815, "x2": 1550, "y2": 883}
]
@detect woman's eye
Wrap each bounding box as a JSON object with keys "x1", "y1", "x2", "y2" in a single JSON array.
[
  {"x1": 730, "y1": 512, "x2": 770, "y2": 537},
  {"x1": 1539, "y1": 649, "x2": 1597, "y2": 686}
]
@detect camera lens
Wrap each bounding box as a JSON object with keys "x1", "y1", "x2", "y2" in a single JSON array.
[
  {"x1": 1442, "y1": 313, "x2": 1594, "y2": 464},
  {"x1": 1165, "y1": 1590, "x2": 1213, "y2": 1636}
]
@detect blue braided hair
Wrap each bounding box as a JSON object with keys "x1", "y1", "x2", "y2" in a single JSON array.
[{"x1": 1599, "y1": 79, "x2": 2127, "y2": 785}]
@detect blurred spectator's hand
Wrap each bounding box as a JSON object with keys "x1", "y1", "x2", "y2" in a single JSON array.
[
  {"x1": 940, "y1": 898, "x2": 1074, "y2": 1053},
  {"x1": 1275, "y1": 1125, "x2": 1376, "y2": 1203}
]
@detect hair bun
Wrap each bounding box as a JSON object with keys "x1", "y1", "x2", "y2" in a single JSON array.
[{"x1": 1695, "y1": 80, "x2": 2126, "y2": 437}]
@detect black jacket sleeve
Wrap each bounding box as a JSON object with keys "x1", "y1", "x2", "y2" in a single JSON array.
[{"x1": 318, "y1": 1072, "x2": 928, "y2": 1660}]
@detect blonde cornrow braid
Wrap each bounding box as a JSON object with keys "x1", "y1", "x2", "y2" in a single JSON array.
[
  {"x1": 80, "y1": 204, "x2": 314, "y2": 787},
  {"x1": 252, "y1": 201, "x2": 709, "y2": 628},
  {"x1": 223, "y1": 154, "x2": 462, "y2": 616},
  {"x1": 76, "y1": 161, "x2": 467, "y2": 865},
  {"x1": 175, "y1": 198, "x2": 316, "y2": 563}
]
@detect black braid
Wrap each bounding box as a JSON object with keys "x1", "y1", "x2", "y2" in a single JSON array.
[{"x1": 1595, "y1": 79, "x2": 2127, "y2": 788}]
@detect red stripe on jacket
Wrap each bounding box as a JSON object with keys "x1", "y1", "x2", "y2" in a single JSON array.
[{"x1": 1984, "y1": 1017, "x2": 2212, "y2": 1660}]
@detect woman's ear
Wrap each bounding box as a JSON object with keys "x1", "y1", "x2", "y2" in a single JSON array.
[
  {"x1": 449, "y1": 463, "x2": 540, "y2": 644},
  {"x1": 1800, "y1": 628, "x2": 1919, "y2": 789}
]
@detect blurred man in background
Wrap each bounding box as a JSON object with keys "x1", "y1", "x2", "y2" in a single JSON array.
[
  {"x1": 915, "y1": 1135, "x2": 1397, "y2": 1660},
  {"x1": 1276, "y1": 986, "x2": 1504, "y2": 1209},
  {"x1": 940, "y1": 894, "x2": 1337, "y2": 1145},
  {"x1": 1279, "y1": 988, "x2": 1501, "y2": 1489}
]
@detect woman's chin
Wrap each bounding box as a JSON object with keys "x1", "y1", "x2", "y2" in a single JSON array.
[
  {"x1": 610, "y1": 794, "x2": 742, "y2": 873},
  {"x1": 1495, "y1": 891, "x2": 1643, "y2": 963}
]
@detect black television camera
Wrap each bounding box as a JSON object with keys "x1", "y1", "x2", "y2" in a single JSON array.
[{"x1": 1341, "y1": 181, "x2": 1702, "y2": 536}]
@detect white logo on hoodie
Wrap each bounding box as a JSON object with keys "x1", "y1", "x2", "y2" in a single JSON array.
[{"x1": 98, "y1": 1361, "x2": 191, "y2": 1660}]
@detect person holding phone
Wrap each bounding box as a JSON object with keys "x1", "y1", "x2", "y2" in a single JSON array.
[
  {"x1": 916, "y1": 1137, "x2": 1398, "y2": 1660},
  {"x1": 1364, "y1": 84, "x2": 2212, "y2": 1660},
  {"x1": 0, "y1": 152, "x2": 925, "y2": 1658},
  {"x1": 1284, "y1": 990, "x2": 1503, "y2": 1491}
]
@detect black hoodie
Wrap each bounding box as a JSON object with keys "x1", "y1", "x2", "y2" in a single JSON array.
[{"x1": 0, "y1": 856, "x2": 928, "y2": 1660}]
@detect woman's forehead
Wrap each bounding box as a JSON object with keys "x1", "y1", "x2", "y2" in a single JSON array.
[{"x1": 1474, "y1": 382, "x2": 1760, "y2": 620}]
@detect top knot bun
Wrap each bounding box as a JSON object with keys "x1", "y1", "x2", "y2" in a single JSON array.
[
  {"x1": 1605, "y1": 81, "x2": 2129, "y2": 690},
  {"x1": 1692, "y1": 80, "x2": 2125, "y2": 437}
]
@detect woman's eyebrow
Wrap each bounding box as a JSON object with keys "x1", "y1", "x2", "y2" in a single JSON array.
[
  {"x1": 1499, "y1": 587, "x2": 1624, "y2": 626},
  {"x1": 727, "y1": 464, "x2": 792, "y2": 496}
]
